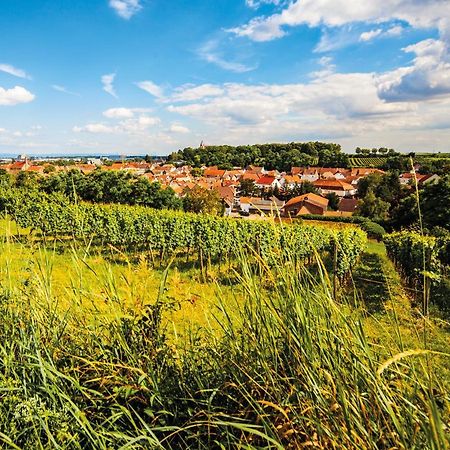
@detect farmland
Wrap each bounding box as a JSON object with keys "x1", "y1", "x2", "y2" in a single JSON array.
[
  {"x1": 348, "y1": 156, "x2": 389, "y2": 167},
  {"x1": 0, "y1": 195, "x2": 449, "y2": 449}
]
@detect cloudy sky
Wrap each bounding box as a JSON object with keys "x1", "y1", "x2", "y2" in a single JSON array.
[{"x1": 1, "y1": 0, "x2": 450, "y2": 155}]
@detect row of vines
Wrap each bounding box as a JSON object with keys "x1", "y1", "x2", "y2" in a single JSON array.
[
  {"x1": 384, "y1": 231, "x2": 449, "y2": 313},
  {"x1": 0, "y1": 189, "x2": 367, "y2": 279},
  {"x1": 348, "y1": 157, "x2": 388, "y2": 168}
]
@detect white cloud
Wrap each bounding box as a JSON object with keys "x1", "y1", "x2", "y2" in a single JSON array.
[
  {"x1": 378, "y1": 38, "x2": 450, "y2": 101},
  {"x1": 168, "y1": 76, "x2": 413, "y2": 131},
  {"x1": 103, "y1": 107, "x2": 153, "y2": 119},
  {"x1": 0, "y1": 86, "x2": 35, "y2": 106},
  {"x1": 360, "y1": 25, "x2": 404, "y2": 42},
  {"x1": 109, "y1": 0, "x2": 142, "y2": 19},
  {"x1": 73, "y1": 123, "x2": 116, "y2": 134},
  {"x1": 75, "y1": 111, "x2": 160, "y2": 135},
  {"x1": 102, "y1": 73, "x2": 118, "y2": 98},
  {"x1": 52, "y1": 84, "x2": 80, "y2": 96},
  {"x1": 104, "y1": 107, "x2": 134, "y2": 119},
  {"x1": 169, "y1": 124, "x2": 190, "y2": 134},
  {"x1": 385, "y1": 25, "x2": 404, "y2": 37},
  {"x1": 246, "y1": 0, "x2": 282, "y2": 9},
  {"x1": 136, "y1": 81, "x2": 165, "y2": 98},
  {"x1": 229, "y1": 1, "x2": 449, "y2": 42},
  {"x1": 360, "y1": 29, "x2": 383, "y2": 42},
  {"x1": 169, "y1": 84, "x2": 225, "y2": 102},
  {"x1": 310, "y1": 56, "x2": 336, "y2": 78},
  {"x1": 198, "y1": 39, "x2": 256, "y2": 73},
  {"x1": 0, "y1": 64, "x2": 31, "y2": 80}
]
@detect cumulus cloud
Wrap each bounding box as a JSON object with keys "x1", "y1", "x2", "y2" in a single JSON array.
[
  {"x1": 0, "y1": 86, "x2": 35, "y2": 106},
  {"x1": 103, "y1": 107, "x2": 152, "y2": 119},
  {"x1": 169, "y1": 124, "x2": 190, "y2": 134},
  {"x1": 75, "y1": 110, "x2": 160, "y2": 135},
  {"x1": 102, "y1": 73, "x2": 118, "y2": 98},
  {"x1": 73, "y1": 123, "x2": 116, "y2": 134},
  {"x1": 0, "y1": 64, "x2": 31, "y2": 80},
  {"x1": 135, "y1": 81, "x2": 165, "y2": 98},
  {"x1": 167, "y1": 75, "x2": 413, "y2": 131},
  {"x1": 229, "y1": 1, "x2": 449, "y2": 42},
  {"x1": 378, "y1": 38, "x2": 450, "y2": 101},
  {"x1": 109, "y1": 0, "x2": 142, "y2": 19}
]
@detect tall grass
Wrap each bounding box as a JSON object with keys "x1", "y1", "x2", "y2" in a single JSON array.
[{"x1": 0, "y1": 233, "x2": 448, "y2": 448}]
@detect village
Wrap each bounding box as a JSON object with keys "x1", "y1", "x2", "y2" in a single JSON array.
[{"x1": 0, "y1": 156, "x2": 441, "y2": 219}]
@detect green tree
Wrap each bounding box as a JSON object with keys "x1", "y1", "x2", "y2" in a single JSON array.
[
  {"x1": 15, "y1": 171, "x2": 38, "y2": 190},
  {"x1": 389, "y1": 194, "x2": 419, "y2": 229},
  {"x1": 325, "y1": 193, "x2": 340, "y2": 211},
  {"x1": 183, "y1": 186, "x2": 224, "y2": 215},
  {"x1": 421, "y1": 175, "x2": 450, "y2": 230},
  {"x1": 43, "y1": 164, "x2": 56, "y2": 174},
  {"x1": 191, "y1": 167, "x2": 204, "y2": 177},
  {"x1": 355, "y1": 190, "x2": 390, "y2": 222},
  {"x1": 0, "y1": 169, "x2": 12, "y2": 189},
  {"x1": 239, "y1": 179, "x2": 258, "y2": 197}
]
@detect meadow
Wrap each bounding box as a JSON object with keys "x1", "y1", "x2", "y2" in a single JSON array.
[{"x1": 0, "y1": 208, "x2": 449, "y2": 449}]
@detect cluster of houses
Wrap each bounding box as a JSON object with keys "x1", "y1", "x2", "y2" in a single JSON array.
[{"x1": 0, "y1": 157, "x2": 440, "y2": 219}]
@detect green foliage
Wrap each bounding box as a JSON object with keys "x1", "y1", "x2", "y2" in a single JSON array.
[
  {"x1": 0, "y1": 240, "x2": 447, "y2": 448},
  {"x1": 239, "y1": 178, "x2": 258, "y2": 197},
  {"x1": 182, "y1": 186, "x2": 224, "y2": 215},
  {"x1": 325, "y1": 192, "x2": 340, "y2": 210},
  {"x1": 355, "y1": 190, "x2": 390, "y2": 222},
  {"x1": 0, "y1": 169, "x2": 12, "y2": 189},
  {"x1": 0, "y1": 189, "x2": 366, "y2": 279},
  {"x1": 359, "y1": 220, "x2": 386, "y2": 240},
  {"x1": 420, "y1": 175, "x2": 450, "y2": 230},
  {"x1": 384, "y1": 231, "x2": 449, "y2": 313},
  {"x1": 169, "y1": 141, "x2": 349, "y2": 170},
  {"x1": 38, "y1": 169, "x2": 182, "y2": 210}
]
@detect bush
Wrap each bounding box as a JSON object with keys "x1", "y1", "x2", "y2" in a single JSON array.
[{"x1": 360, "y1": 221, "x2": 386, "y2": 240}]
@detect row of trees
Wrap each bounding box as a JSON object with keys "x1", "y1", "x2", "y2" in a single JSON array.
[
  {"x1": 169, "y1": 142, "x2": 350, "y2": 171},
  {"x1": 355, "y1": 147, "x2": 398, "y2": 156}
]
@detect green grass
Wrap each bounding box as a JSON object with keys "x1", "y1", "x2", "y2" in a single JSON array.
[{"x1": 0, "y1": 220, "x2": 449, "y2": 448}]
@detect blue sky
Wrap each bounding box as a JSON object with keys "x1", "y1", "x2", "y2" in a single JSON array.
[{"x1": 1, "y1": 0, "x2": 449, "y2": 155}]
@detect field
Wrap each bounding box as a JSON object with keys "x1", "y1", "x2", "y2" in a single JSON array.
[
  {"x1": 0, "y1": 209, "x2": 449, "y2": 448},
  {"x1": 348, "y1": 156, "x2": 389, "y2": 167}
]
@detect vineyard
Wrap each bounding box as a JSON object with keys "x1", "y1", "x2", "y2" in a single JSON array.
[
  {"x1": 0, "y1": 189, "x2": 366, "y2": 279},
  {"x1": 348, "y1": 156, "x2": 388, "y2": 167},
  {"x1": 384, "y1": 230, "x2": 450, "y2": 313},
  {"x1": 0, "y1": 190, "x2": 448, "y2": 449}
]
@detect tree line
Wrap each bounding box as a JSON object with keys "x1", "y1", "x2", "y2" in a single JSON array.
[
  {"x1": 0, "y1": 169, "x2": 225, "y2": 215},
  {"x1": 169, "y1": 142, "x2": 350, "y2": 171}
]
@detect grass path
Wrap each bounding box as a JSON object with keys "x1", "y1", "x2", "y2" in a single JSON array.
[
  {"x1": 350, "y1": 240, "x2": 410, "y2": 314},
  {"x1": 351, "y1": 240, "x2": 450, "y2": 386}
]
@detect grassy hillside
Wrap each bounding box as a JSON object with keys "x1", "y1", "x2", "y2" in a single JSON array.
[{"x1": 0, "y1": 218, "x2": 448, "y2": 448}]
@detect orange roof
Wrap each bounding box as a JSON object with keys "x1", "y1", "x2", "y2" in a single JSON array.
[
  {"x1": 284, "y1": 193, "x2": 329, "y2": 208},
  {"x1": 313, "y1": 179, "x2": 354, "y2": 191},
  {"x1": 241, "y1": 172, "x2": 259, "y2": 181},
  {"x1": 204, "y1": 167, "x2": 226, "y2": 177},
  {"x1": 284, "y1": 175, "x2": 301, "y2": 184},
  {"x1": 256, "y1": 175, "x2": 276, "y2": 185}
]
